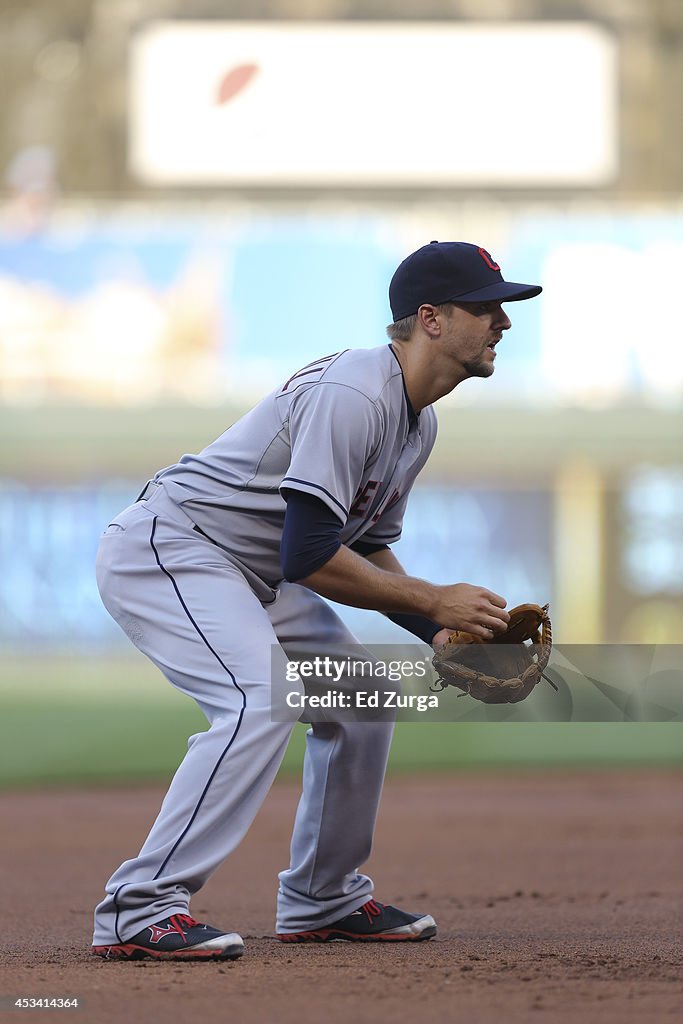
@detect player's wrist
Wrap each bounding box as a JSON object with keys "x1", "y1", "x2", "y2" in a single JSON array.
[{"x1": 413, "y1": 579, "x2": 441, "y2": 621}]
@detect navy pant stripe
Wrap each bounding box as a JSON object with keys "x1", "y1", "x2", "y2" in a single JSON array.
[{"x1": 148, "y1": 515, "x2": 247, "y2": 880}]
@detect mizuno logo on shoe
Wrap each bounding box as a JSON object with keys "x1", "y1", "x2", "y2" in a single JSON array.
[{"x1": 148, "y1": 923, "x2": 184, "y2": 944}]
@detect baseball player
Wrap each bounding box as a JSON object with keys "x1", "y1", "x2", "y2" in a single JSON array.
[{"x1": 92, "y1": 241, "x2": 541, "y2": 961}]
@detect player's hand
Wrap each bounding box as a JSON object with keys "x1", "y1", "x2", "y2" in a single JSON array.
[
  {"x1": 431, "y1": 627, "x2": 452, "y2": 650},
  {"x1": 431, "y1": 583, "x2": 509, "y2": 639}
]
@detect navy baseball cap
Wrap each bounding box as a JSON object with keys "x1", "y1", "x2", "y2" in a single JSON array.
[{"x1": 389, "y1": 241, "x2": 542, "y2": 322}]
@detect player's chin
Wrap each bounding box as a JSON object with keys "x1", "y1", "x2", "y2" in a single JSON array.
[{"x1": 464, "y1": 360, "x2": 495, "y2": 379}]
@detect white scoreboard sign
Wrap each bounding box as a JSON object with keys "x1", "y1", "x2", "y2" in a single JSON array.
[{"x1": 129, "y1": 21, "x2": 617, "y2": 187}]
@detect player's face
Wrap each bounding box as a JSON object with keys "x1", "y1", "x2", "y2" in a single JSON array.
[{"x1": 439, "y1": 301, "x2": 512, "y2": 378}]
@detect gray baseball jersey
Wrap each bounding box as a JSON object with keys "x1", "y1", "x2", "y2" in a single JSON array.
[
  {"x1": 92, "y1": 342, "x2": 437, "y2": 947},
  {"x1": 154, "y1": 345, "x2": 437, "y2": 598}
]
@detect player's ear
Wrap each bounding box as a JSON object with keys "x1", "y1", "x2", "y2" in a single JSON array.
[{"x1": 417, "y1": 304, "x2": 440, "y2": 337}]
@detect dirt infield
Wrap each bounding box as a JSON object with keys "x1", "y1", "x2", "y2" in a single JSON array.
[{"x1": 1, "y1": 770, "x2": 681, "y2": 1023}]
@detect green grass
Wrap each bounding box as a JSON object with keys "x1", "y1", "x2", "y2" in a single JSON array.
[{"x1": 1, "y1": 657, "x2": 682, "y2": 788}]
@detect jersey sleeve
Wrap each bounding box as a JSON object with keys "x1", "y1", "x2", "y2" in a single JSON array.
[{"x1": 281, "y1": 383, "x2": 383, "y2": 524}]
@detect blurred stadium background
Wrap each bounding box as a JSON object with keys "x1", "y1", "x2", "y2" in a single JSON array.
[{"x1": 0, "y1": 0, "x2": 681, "y2": 786}]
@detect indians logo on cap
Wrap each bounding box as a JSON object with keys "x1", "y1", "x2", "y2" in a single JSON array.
[{"x1": 478, "y1": 248, "x2": 501, "y2": 271}]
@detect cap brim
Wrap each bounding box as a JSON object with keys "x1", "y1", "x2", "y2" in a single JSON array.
[{"x1": 451, "y1": 281, "x2": 542, "y2": 303}]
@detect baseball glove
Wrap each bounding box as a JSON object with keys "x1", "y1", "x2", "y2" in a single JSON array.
[{"x1": 431, "y1": 603, "x2": 554, "y2": 704}]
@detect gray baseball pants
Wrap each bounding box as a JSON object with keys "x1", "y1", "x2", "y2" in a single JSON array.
[{"x1": 92, "y1": 485, "x2": 393, "y2": 945}]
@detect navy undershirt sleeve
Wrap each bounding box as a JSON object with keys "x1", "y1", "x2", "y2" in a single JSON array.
[
  {"x1": 386, "y1": 612, "x2": 443, "y2": 645},
  {"x1": 281, "y1": 490, "x2": 443, "y2": 643},
  {"x1": 350, "y1": 538, "x2": 390, "y2": 557},
  {"x1": 280, "y1": 489, "x2": 343, "y2": 582}
]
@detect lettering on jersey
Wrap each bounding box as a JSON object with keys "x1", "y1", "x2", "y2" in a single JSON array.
[
  {"x1": 281, "y1": 352, "x2": 342, "y2": 393},
  {"x1": 372, "y1": 488, "x2": 401, "y2": 524},
  {"x1": 477, "y1": 247, "x2": 501, "y2": 271},
  {"x1": 350, "y1": 480, "x2": 379, "y2": 517}
]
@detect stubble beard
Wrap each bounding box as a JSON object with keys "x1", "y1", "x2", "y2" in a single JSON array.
[{"x1": 461, "y1": 353, "x2": 495, "y2": 378}]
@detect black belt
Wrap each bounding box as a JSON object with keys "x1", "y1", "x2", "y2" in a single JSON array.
[
  {"x1": 135, "y1": 480, "x2": 160, "y2": 502},
  {"x1": 135, "y1": 481, "x2": 222, "y2": 550}
]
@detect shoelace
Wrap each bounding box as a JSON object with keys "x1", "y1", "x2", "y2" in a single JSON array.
[
  {"x1": 360, "y1": 899, "x2": 383, "y2": 924},
  {"x1": 168, "y1": 913, "x2": 200, "y2": 942}
]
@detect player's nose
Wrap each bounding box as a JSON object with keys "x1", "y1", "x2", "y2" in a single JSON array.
[{"x1": 496, "y1": 307, "x2": 512, "y2": 331}]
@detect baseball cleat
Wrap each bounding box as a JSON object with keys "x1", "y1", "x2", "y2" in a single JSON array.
[
  {"x1": 277, "y1": 898, "x2": 437, "y2": 943},
  {"x1": 92, "y1": 913, "x2": 244, "y2": 961}
]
